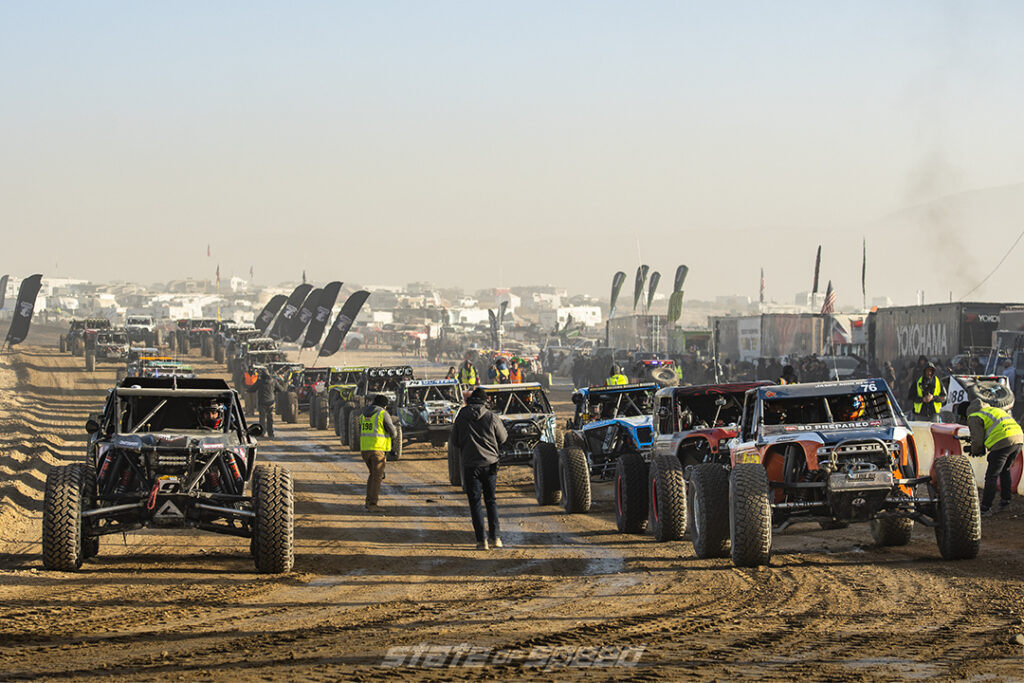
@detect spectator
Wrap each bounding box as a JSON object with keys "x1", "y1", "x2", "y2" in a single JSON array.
[{"x1": 453, "y1": 388, "x2": 508, "y2": 550}]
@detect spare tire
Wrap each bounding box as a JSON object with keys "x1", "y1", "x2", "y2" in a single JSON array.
[
  {"x1": 645, "y1": 366, "x2": 679, "y2": 388},
  {"x1": 961, "y1": 376, "x2": 1014, "y2": 410}
]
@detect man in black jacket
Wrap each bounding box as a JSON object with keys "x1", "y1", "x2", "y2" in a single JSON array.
[
  {"x1": 453, "y1": 388, "x2": 508, "y2": 550},
  {"x1": 250, "y1": 367, "x2": 284, "y2": 438}
]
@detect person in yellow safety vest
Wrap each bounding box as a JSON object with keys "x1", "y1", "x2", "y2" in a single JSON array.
[
  {"x1": 673, "y1": 362, "x2": 683, "y2": 384},
  {"x1": 493, "y1": 359, "x2": 510, "y2": 384},
  {"x1": 359, "y1": 393, "x2": 397, "y2": 511},
  {"x1": 458, "y1": 359, "x2": 477, "y2": 387},
  {"x1": 907, "y1": 362, "x2": 945, "y2": 422},
  {"x1": 967, "y1": 398, "x2": 1023, "y2": 515},
  {"x1": 606, "y1": 364, "x2": 628, "y2": 386}
]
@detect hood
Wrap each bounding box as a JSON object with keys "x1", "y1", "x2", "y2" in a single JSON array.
[{"x1": 761, "y1": 424, "x2": 903, "y2": 447}]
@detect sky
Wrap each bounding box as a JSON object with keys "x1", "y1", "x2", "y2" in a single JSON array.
[{"x1": 3, "y1": 1, "x2": 1024, "y2": 307}]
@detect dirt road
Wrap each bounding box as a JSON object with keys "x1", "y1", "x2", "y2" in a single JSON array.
[{"x1": 1, "y1": 346, "x2": 1022, "y2": 681}]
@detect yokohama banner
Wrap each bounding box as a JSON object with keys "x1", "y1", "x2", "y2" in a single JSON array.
[
  {"x1": 285, "y1": 287, "x2": 321, "y2": 343},
  {"x1": 302, "y1": 281, "x2": 342, "y2": 348},
  {"x1": 319, "y1": 290, "x2": 370, "y2": 356},
  {"x1": 5, "y1": 274, "x2": 43, "y2": 347},
  {"x1": 269, "y1": 284, "x2": 313, "y2": 340},
  {"x1": 254, "y1": 295, "x2": 287, "y2": 334}
]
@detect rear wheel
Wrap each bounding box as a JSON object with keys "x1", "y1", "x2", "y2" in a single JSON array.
[
  {"x1": 648, "y1": 453, "x2": 686, "y2": 541},
  {"x1": 59, "y1": 337, "x2": 66, "y2": 353},
  {"x1": 933, "y1": 454, "x2": 981, "y2": 560},
  {"x1": 559, "y1": 447, "x2": 591, "y2": 513},
  {"x1": 690, "y1": 463, "x2": 730, "y2": 558},
  {"x1": 387, "y1": 423, "x2": 403, "y2": 462},
  {"x1": 615, "y1": 453, "x2": 648, "y2": 534},
  {"x1": 729, "y1": 464, "x2": 772, "y2": 567},
  {"x1": 283, "y1": 393, "x2": 298, "y2": 424},
  {"x1": 348, "y1": 411, "x2": 361, "y2": 452},
  {"x1": 871, "y1": 516, "x2": 914, "y2": 546},
  {"x1": 214, "y1": 341, "x2": 224, "y2": 363},
  {"x1": 533, "y1": 442, "x2": 561, "y2": 505},
  {"x1": 316, "y1": 397, "x2": 329, "y2": 430},
  {"x1": 84, "y1": 350, "x2": 95, "y2": 372},
  {"x1": 201, "y1": 335, "x2": 213, "y2": 357},
  {"x1": 252, "y1": 465, "x2": 295, "y2": 573},
  {"x1": 42, "y1": 464, "x2": 92, "y2": 571}
]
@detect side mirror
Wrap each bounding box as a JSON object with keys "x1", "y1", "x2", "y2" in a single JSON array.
[
  {"x1": 247, "y1": 423, "x2": 264, "y2": 438},
  {"x1": 85, "y1": 418, "x2": 100, "y2": 434}
]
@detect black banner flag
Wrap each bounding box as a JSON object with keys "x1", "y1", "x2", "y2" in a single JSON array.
[
  {"x1": 5, "y1": 274, "x2": 43, "y2": 347},
  {"x1": 633, "y1": 265, "x2": 650, "y2": 311},
  {"x1": 609, "y1": 271, "x2": 627, "y2": 319},
  {"x1": 0, "y1": 274, "x2": 8, "y2": 310},
  {"x1": 302, "y1": 281, "x2": 342, "y2": 348},
  {"x1": 285, "y1": 288, "x2": 321, "y2": 343},
  {"x1": 254, "y1": 295, "x2": 286, "y2": 334},
  {"x1": 488, "y1": 309, "x2": 499, "y2": 348},
  {"x1": 269, "y1": 284, "x2": 313, "y2": 340},
  {"x1": 646, "y1": 271, "x2": 661, "y2": 310},
  {"x1": 812, "y1": 245, "x2": 822, "y2": 295},
  {"x1": 319, "y1": 290, "x2": 370, "y2": 356},
  {"x1": 673, "y1": 265, "x2": 689, "y2": 293}
]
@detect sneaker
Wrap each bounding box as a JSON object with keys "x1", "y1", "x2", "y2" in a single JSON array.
[
  {"x1": 476, "y1": 540, "x2": 489, "y2": 551},
  {"x1": 998, "y1": 500, "x2": 1011, "y2": 512},
  {"x1": 491, "y1": 537, "x2": 503, "y2": 548},
  {"x1": 981, "y1": 507, "x2": 994, "y2": 517}
]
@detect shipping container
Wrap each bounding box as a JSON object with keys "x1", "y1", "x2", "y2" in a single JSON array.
[{"x1": 868, "y1": 302, "x2": 1015, "y2": 368}]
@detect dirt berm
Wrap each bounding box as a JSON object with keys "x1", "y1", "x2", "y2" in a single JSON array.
[{"x1": 0, "y1": 346, "x2": 1022, "y2": 681}]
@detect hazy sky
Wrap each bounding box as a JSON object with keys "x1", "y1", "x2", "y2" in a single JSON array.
[{"x1": 3, "y1": 1, "x2": 1024, "y2": 307}]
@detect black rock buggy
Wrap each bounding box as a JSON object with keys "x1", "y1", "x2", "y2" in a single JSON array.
[{"x1": 42, "y1": 377, "x2": 293, "y2": 573}]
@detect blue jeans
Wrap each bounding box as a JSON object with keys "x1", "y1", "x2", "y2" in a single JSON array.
[{"x1": 464, "y1": 464, "x2": 499, "y2": 542}]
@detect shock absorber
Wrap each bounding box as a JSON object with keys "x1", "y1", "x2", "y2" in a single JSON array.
[
  {"x1": 206, "y1": 468, "x2": 223, "y2": 493},
  {"x1": 225, "y1": 454, "x2": 244, "y2": 492},
  {"x1": 96, "y1": 452, "x2": 113, "y2": 487},
  {"x1": 113, "y1": 468, "x2": 134, "y2": 496}
]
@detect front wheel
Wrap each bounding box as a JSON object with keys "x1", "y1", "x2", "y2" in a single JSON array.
[
  {"x1": 933, "y1": 454, "x2": 981, "y2": 560},
  {"x1": 252, "y1": 465, "x2": 295, "y2": 573},
  {"x1": 648, "y1": 453, "x2": 686, "y2": 542},
  {"x1": 615, "y1": 453, "x2": 648, "y2": 534},
  {"x1": 348, "y1": 411, "x2": 361, "y2": 453},
  {"x1": 533, "y1": 442, "x2": 561, "y2": 505},
  {"x1": 690, "y1": 463, "x2": 730, "y2": 558},
  {"x1": 871, "y1": 516, "x2": 914, "y2": 546},
  {"x1": 42, "y1": 463, "x2": 92, "y2": 571},
  {"x1": 729, "y1": 464, "x2": 772, "y2": 567},
  {"x1": 559, "y1": 447, "x2": 591, "y2": 513}
]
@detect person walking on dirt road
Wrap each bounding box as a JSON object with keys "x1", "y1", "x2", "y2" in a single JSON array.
[
  {"x1": 908, "y1": 362, "x2": 945, "y2": 422},
  {"x1": 250, "y1": 367, "x2": 284, "y2": 438},
  {"x1": 359, "y1": 393, "x2": 397, "y2": 511},
  {"x1": 453, "y1": 388, "x2": 507, "y2": 550},
  {"x1": 967, "y1": 398, "x2": 1023, "y2": 516}
]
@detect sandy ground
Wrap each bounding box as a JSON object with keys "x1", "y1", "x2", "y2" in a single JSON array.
[{"x1": 0, "y1": 338, "x2": 1023, "y2": 681}]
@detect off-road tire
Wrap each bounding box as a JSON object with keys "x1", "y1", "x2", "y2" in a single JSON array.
[
  {"x1": 252, "y1": 465, "x2": 294, "y2": 573},
  {"x1": 42, "y1": 464, "x2": 92, "y2": 571},
  {"x1": 933, "y1": 454, "x2": 982, "y2": 560},
  {"x1": 648, "y1": 453, "x2": 686, "y2": 542},
  {"x1": 533, "y1": 442, "x2": 561, "y2": 505},
  {"x1": 871, "y1": 516, "x2": 914, "y2": 546},
  {"x1": 615, "y1": 453, "x2": 648, "y2": 534},
  {"x1": 59, "y1": 336, "x2": 66, "y2": 353},
  {"x1": 283, "y1": 392, "x2": 298, "y2": 424},
  {"x1": 646, "y1": 366, "x2": 679, "y2": 387},
  {"x1": 563, "y1": 432, "x2": 584, "y2": 452},
  {"x1": 84, "y1": 350, "x2": 95, "y2": 372},
  {"x1": 201, "y1": 335, "x2": 213, "y2": 358},
  {"x1": 214, "y1": 341, "x2": 225, "y2": 364},
  {"x1": 387, "y1": 423, "x2": 402, "y2": 462},
  {"x1": 690, "y1": 463, "x2": 730, "y2": 558},
  {"x1": 348, "y1": 411, "x2": 361, "y2": 453},
  {"x1": 559, "y1": 447, "x2": 591, "y2": 513},
  {"x1": 180, "y1": 335, "x2": 190, "y2": 354},
  {"x1": 167, "y1": 332, "x2": 176, "y2": 352},
  {"x1": 729, "y1": 463, "x2": 772, "y2": 567},
  {"x1": 315, "y1": 397, "x2": 329, "y2": 431},
  {"x1": 447, "y1": 436, "x2": 462, "y2": 488},
  {"x1": 152, "y1": 329, "x2": 162, "y2": 347},
  {"x1": 72, "y1": 338, "x2": 83, "y2": 356}
]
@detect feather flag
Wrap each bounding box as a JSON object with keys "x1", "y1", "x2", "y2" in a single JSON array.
[
  {"x1": 812, "y1": 245, "x2": 822, "y2": 295},
  {"x1": 609, "y1": 271, "x2": 627, "y2": 319},
  {"x1": 646, "y1": 271, "x2": 661, "y2": 310},
  {"x1": 633, "y1": 265, "x2": 650, "y2": 311},
  {"x1": 673, "y1": 265, "x2": 689, "y2": 293}
]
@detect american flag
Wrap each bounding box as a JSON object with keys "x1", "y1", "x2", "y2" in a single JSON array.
[{"x1": 821, "y1": 280, "x2": 836, "y2": 314}]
